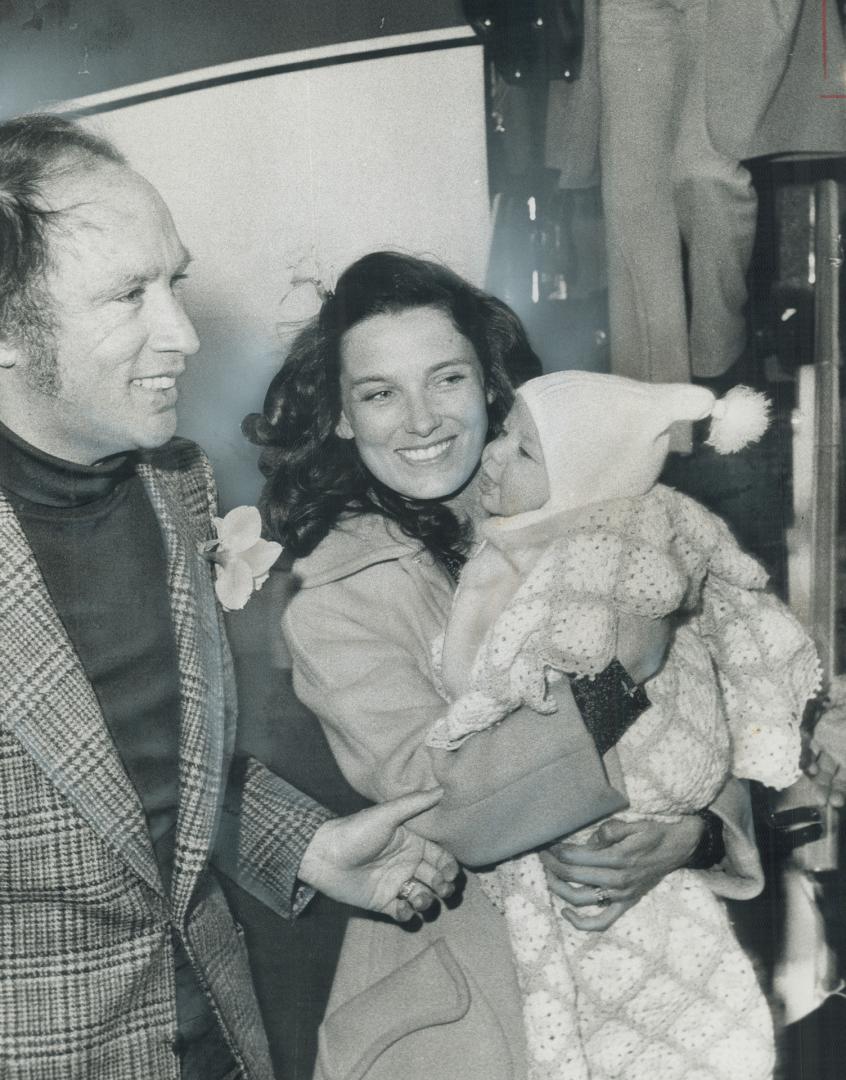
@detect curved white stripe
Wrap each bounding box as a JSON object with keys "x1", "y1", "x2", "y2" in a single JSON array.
[{"x1": 54, "y1": 26, "x2": 478, "y2": 114}]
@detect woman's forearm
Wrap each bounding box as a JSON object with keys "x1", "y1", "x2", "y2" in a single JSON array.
[
  {"x1": 424, "y1": 682, "x2": 628, "y2": 864},
  {"x1": 287, "y1": 605, "x2": 627, "y2": 864}
]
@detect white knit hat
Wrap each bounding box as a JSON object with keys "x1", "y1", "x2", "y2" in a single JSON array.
[{"x1": 514, "y1": 371, "x2": 770, "y2": 519}]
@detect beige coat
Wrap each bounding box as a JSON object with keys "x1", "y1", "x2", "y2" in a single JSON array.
[{"x1": 283, "y1": 514, "x2": 764, "y2": 1080}]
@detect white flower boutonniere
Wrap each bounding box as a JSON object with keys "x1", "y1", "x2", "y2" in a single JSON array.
[{"x1": 201, "y1": 505, "x2": 283, "y2": 611}]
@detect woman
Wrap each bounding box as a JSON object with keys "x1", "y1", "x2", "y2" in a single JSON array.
[{"x1": 245, "y1": 252, "x2": 764, "y2": 1080}]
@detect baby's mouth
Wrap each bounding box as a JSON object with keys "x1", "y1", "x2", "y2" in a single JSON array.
[{"x1": 477, "y1": 469, "x2": 496, "y2": 494}]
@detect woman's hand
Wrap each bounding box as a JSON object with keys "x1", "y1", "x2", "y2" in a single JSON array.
[
  {"x1": 805, "y1": 692, "x2": 846, "y2": 808},
  {"x1": 540, "y1": 815, "x2": 704, "y2": 931},
  {"x1": 804, "y1": 750, "x2": 846, "y2": 808}
]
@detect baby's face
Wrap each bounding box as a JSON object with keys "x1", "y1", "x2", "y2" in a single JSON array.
[{"x1": 478, "y1": 396, "x2": 549, "y2": 516}]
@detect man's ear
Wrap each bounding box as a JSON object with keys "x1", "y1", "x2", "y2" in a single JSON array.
[
  {"x1": 335, "y1": 412, "x2": 354, "y2": 440},
  {"x1": 486, "y1": 386, "x2": 495, "y2": 405}
]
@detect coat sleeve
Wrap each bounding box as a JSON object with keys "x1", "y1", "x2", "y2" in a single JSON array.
[
  {"x1": 181, "y1": 444, "x2": 337, "y2": 918},
  {"x1": 213, "y1": 756, "x2": 335, "y2": 918},
  {"x1": 283, "y1": 566, "x2": 628, "y2": 868},
  {"x1": 698, "y1": 777, "x2": 765, "y2": 899}
]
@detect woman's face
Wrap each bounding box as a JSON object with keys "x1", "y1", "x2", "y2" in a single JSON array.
[
  {"x1": 336, "y1": 306, "x2": 490, "y2": 501},
  {"x1": 478, "y1": 396, "x2": 549, "y2": 517}
]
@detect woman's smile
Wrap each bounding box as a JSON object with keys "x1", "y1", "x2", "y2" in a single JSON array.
[{"x1": 395, "y1": 436, "x2": 455, "y2": 464}]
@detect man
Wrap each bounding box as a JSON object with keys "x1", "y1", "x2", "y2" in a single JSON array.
[
  {"x1": 577, "y1": 0, "x2": 843, "y2": 386},
  {"x1": 488, "y1": 0, "x2": 845, "y2": 386},
  {"x1": 0, "y1": 114, "x2": 456, "y2": 1080}
]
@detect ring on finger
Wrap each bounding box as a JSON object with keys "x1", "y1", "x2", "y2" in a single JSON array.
[
  {"x1": 593, "y1": 887, "x2": 612, "y2": 907},
  {"x1": 397, "y1": 878, "x2": 424, "y2": 903}
]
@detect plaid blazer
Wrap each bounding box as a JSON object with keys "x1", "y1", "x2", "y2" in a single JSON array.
[{"x1": 0, "y1": 438, "x2": 331, "y2": 1080}]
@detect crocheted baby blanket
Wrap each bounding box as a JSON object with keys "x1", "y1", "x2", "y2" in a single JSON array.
[
  {"x1": 429, "y1": 485, "x2": 820, "y2": 790},
  {"x1": 426, "y1": 486, "x2": 820, "y2": 1080}
]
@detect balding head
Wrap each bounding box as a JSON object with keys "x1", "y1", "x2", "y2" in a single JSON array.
[{"x1": 0, "y1": 114, "x2": 126, "y2": 361}]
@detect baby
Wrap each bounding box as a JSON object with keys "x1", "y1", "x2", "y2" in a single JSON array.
[{"x1": 428, "y1": 372, "x2": 820, "y2": 1080}]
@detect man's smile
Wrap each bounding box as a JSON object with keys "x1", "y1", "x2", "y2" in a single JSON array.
[{"x1": 131, "y1": 375, "x2": 178, "y2": 391}]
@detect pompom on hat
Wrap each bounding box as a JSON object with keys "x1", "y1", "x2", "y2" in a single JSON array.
[{"x1": 510, "y1": 371, "x2": 770, "y2": 524}]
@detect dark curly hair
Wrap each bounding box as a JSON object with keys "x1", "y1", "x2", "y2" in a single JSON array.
[{"x1": 243, "y1": 251, "x2": 542, "y2": 568}]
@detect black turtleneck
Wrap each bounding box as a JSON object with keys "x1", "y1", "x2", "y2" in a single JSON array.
[
  {"x1": 0, "y1": 419, "x2": 182, "y2": 886},
  {"x1": 0, "y1": 420, "x2": 237, "y2": 1077}
]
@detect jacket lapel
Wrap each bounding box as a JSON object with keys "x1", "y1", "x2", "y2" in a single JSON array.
[
  {"x1": 0, "y1": 494, "x2": 163, "y2": 895},
  {"x1": 138, "y1": 461, "x2": 227, "y2": 919}
]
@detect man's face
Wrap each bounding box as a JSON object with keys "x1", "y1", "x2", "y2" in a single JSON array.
[{"x1": 0, "y1": 163, "x2": 199, "y2": 463}]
